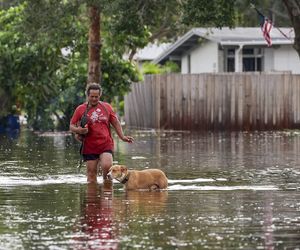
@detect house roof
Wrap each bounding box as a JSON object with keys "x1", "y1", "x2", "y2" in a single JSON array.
[
  {"x1": 133, "y1": 43, "x2": 171, "y2": 61},
  {"x1": 153, "y1": 27, "x2": 295, "y2": 64}
]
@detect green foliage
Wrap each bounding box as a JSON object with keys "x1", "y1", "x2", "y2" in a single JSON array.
[
  {"x1": 0, "y1": 3, "x2": 82, "y2": 130},
  {"x1": 141, "y1": 61, "x2": 180, "y2": 75},
  {"x1": 0, "y1": 4, "x2": 27, "y2": 116},
  {"x1": 162, "y1": 61, "x2": 180, "y2": 73},
  {"x1": 101, "y1": 47, "x2": 139, "y2": 101},
  {"x1": 103, "y1": 1, "x2": 152, "y2": 55},
  {"x1": 141, "y1": 62, "x2": 163, "y2": 75},
  {"x1": 182, "y1": 0, "x2": 237, "y2": 28},
  {"x1": 0, "y1": 3, "x2": 139, "y2": 131},
  {"x1": 102, "y1": 0, "x2": 187, "y2": 58},
  {"x1": 21, "y1": 0, "x2": 85, "y2": 47}
]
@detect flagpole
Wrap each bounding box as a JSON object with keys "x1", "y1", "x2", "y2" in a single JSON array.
[
  {"x1": 275, "y1": 27, "x2": 293, "y2": 41},
  {"x1": 250, "y1": 3, "x2": 265, "y2": 19}
]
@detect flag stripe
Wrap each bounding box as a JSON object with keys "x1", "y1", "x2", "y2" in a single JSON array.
[{"x1": 262, "y1": 19, "x2": 272, "y2": 47}]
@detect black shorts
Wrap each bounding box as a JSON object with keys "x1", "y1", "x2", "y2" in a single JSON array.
[{"x1": 82, "y1": 150, "x2": 113, "y2": 161}]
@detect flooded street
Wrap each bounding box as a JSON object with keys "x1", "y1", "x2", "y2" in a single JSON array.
[{"x1": 0, "y1": 129, "x2": 300, "y2": 249}]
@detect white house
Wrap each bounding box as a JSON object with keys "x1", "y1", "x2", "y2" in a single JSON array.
[{"x1": 153, "y1": 27, "x2": 300, "y2": 74}]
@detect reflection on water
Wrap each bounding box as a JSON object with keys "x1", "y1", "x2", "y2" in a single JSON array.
[
  {"x1": 73, "y1": 181, "x2": 118, "y2": 249},
  {"x1": 122, "y1": 190, "x2": 168, "y2": 215},
  {"x1": 0, "y1": 129, "x2": 300, "y2": 249}
]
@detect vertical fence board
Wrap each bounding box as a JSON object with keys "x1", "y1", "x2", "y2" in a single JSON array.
[
  {"x1": 198, "y1": 74, "x2": 205, "y2": 129},
  {"x1": 173, "y1": 74, "x2": 181, "y2": 130},
  {"x1": 191, "y1": 75, "x2": 197, "y2": 129},
  {"x1": 165, "y1": 74, "x2": 171, "y2": 129},
  {"x1": 155, "y1": 75, "x2": 161, "y2": 129},
  {"x1": 182, "y1": 75, "x2": 188, "y2": 129},
  {"x1": 296, "y1": 77, "x2": 300, "y2": 125},
  {"x1": 187, "y1": 75, "x2": 192, "y2": 130}
]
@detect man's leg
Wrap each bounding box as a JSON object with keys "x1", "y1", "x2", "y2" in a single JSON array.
[
  {"x1": 86, "y1": 159, "x2": 99, "y2": 183},
  {"x1": 99, "y1": 152, "x2": 113, "y2": 179}
]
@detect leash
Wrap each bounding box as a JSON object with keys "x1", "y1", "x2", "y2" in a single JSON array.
[{"x1": 76, "y1": 145, "x2": 84, "y2": 173}]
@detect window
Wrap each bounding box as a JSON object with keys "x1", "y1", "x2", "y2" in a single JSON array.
[
  {"x1": 225, "y1": 47, "x2": 263, "y2": 72},
  {"x1": 225, "y1": 48, "x2": 235, "y2": 72},
  {"x1": 242, "y1": 48, "x2": 263, "y2": 72},
  {"x1": 187, "y1": 54, "x2": 191, "y2": 73}
]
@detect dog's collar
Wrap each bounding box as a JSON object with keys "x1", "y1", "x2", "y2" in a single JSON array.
[{"x1": 120, "y1": 172, "x2": 130, "y2": 184}]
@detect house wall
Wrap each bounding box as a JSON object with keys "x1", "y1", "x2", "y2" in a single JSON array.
[
  {"x1": 181, "y1": 56, "x2": 189, "y2": 73},
  {"x1": 180, "y1": 42, "x2": 300, "y2": 74},
  {"x1": 181, "y1": 41, "x2": 218, "y2": 73},
  {"x1": 218, "y1": 47, "x2": 224, "y2": 72},
  {"x1": 264, "y1": 48, "x2": 274, "y2": 71},
  {"x1": 273, "y1": 45, "x2": 300, "y2": 73}
]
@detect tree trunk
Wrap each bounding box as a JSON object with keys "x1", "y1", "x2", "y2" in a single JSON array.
[
  {"x1": 283, "y1": 0, "x2": 300, "y2": 58},
  {"x1": 87, "y1": 5, "x2": 101, "y2": 84}
]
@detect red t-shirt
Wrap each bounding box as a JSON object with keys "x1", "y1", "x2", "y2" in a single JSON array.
[{"x1": 70, "y1": 102, "x2": 117, "y2": 154}]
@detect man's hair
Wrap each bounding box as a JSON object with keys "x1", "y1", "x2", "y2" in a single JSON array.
[{"x1": 86, "y1": 83, "x2": 102, "y2": 96}]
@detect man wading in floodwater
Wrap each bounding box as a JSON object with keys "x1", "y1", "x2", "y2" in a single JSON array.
[{"x1": 70, "y1": 83, "x2": 134, "y2": 183}]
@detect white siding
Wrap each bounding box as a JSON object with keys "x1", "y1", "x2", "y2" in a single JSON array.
[
  {"x1": 181, "y1": 41, "x2": 218, "y2": 73},
  {"x1": 273, "y1": 45, "x2": 300, "y2": 73},
  {"x1": 218, "y1": 47, "x2": 224, "y2": 72},
  {"x1": 181, "y1": 55, "x2": 189, "y2": 74},
  {"x1": 264, "y1": 48, "x2": 274, "y2": 71}
]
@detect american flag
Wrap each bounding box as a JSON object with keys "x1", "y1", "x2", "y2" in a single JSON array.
[
  {"x1": 255, "y1": 7, "x2": 273, "y2": 47},
  {"x1": 261, "y1": 18, "x2": 273, "y2": 47}
]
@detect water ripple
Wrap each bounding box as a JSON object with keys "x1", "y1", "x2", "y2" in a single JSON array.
[
  {"x1": 168, "y1": 184, "x2": 278, "y2": 191},
  {"x1": 0, "y1": 175, "x2": 86, "y2": 186}
]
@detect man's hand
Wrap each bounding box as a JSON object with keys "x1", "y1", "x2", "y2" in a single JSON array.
[
  {"x1": 77, "y1": 125, "x2": 88, "y2": 135},
  {"x1": 121, "y1": 135, "x2": 134, "y2": 143},
  {"x1": 70, "y1": 124, "x2": 88, "y2": 135}
]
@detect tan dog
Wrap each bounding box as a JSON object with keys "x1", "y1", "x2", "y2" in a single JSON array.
[{"x1": 107, "y1": 165, "x2": 168, "y2": 190}]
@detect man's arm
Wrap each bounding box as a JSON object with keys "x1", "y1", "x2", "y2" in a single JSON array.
[
  {"x1": 110, "y1": 117, "x2": 134, "y2": 143},
  {"x1": 69, "y1": 123, "x2": 89, "y2": 135}
]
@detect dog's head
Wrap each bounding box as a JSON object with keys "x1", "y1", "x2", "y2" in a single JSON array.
[{"x1": 107, "y1": 165, "x2": 128, "y2": 181}]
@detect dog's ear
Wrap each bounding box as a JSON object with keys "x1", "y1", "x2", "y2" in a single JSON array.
[{"x1": 120, "y1": 165, "x2": 126, "y2": 172}]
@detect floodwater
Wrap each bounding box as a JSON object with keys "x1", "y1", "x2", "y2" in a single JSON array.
[{"x1": 0, "y1": 129, "x2": 300, "y2": 249}]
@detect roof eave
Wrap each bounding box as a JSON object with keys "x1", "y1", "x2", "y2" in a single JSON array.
[
  {"x1": 220, "y1": 40, "x2": 294, "y2": 46},
  {"x1": 153, "y1": 28, "x2": 203, "y2": 64}
]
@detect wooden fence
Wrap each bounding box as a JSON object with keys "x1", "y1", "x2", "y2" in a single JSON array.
[{"x1": 124, "y1": 73, "x2": 300, "y2": 130}]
